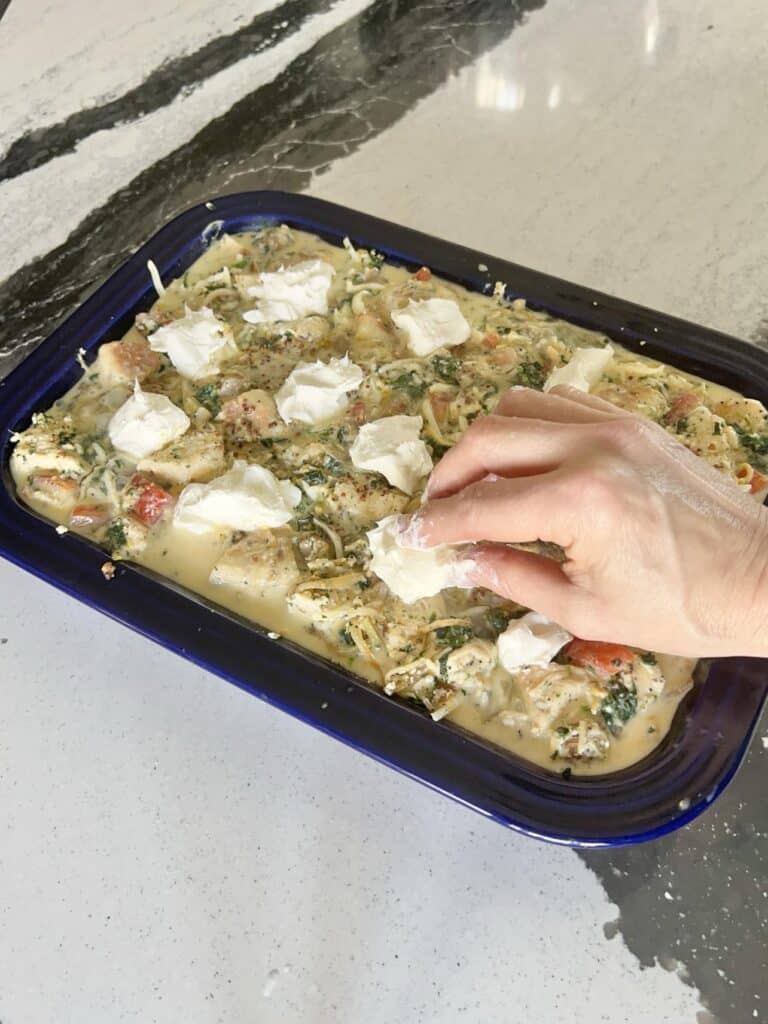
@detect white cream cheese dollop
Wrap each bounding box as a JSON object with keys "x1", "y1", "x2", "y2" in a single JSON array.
[
  {"x1": 174, "y1": 461, "x2": 301, "y2": 533},
  {"x1": 350, "y1": 415, "x2": 433, "y2": 495},
  {"x1": 108, "y1": 381, "x2": 190, "y2": 460},
  {"x1": 497, "y1": 612, "x2": 572, "y2": 671},
  {"x1": 275, "y1": 355, "x2": 363, "y2": 425},
  {"x1": 366, "y1": 515, "x2": 473, "y2": 604},
  {"x1": 148, "y1": 306, "x2": 236, "y2": 380},
  {"x1": 243, "y1": 259, "x2": 335, "y2": 323},
  {"x1": 544, "y1": 345, "x2": 614, "y2": 393},
  {"x1": 391, "y1": 298, "x2": 471, "y2": 356}
]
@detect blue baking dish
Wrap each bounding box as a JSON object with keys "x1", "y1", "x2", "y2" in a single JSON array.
[{"x1": 1, "y1": 191, "x2": 766, "y2": 847}]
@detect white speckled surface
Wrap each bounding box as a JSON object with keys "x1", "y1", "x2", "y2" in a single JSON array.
[
  {"x1": 0, "y1": 561, "x2": 702, "y2": 1022},
  {"x1": 309, "y1": 0, "x2": 768, "y2": 341}
]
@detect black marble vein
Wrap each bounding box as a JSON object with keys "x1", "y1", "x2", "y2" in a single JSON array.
[
  {"x1": 583, "y1": 739, "x2": 768, "y2": 1024},
  {"x1": 0, "y1": 0, "x2": 545, "y2": 372},
  {"x1": 0, "y1": 0, "x2": 337, "y2": 182}
]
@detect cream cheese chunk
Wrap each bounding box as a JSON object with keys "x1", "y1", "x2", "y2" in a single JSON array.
[
  {"x1": 174, "y1": 461, "x2": 301, "y2": 534},
  {"x1": 350, "y1": 415, "x2": 433, "y2": 495},
  {"x1": 544, "y1": 345, "x2": 614, "y2": 393},
  {"x1": 243, "y1": 259, "x2": 335, "y2": 323},
  {"x1": 275, "y1": 355, "x2": 364, "y2": 425},
  {"x1": 148, "y1": 305, "x2": 236, "y2": 380},
  {"x1": 497, "y1": 612, "x2": 572, "y2": 671},
  {"x1": 108, "y1": 381, "x2": 190, "y2": 460},
  {"x1": 391, "y1": 298, "x2": 471, "y2": 356},
  {"x1": 366, "y1": 515, "x2": 473, "y2": 604}
]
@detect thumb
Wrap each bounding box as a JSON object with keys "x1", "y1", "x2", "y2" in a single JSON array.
[{"x1": 461, "y1": 544, "x2": 576, "y2": 624}]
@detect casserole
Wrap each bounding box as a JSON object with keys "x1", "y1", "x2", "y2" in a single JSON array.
[{"x1": 1, "y1": 191, "x2": 766, "y2": 845}]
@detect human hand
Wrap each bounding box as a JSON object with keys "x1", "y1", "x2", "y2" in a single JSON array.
[{"x1": 397, "y1": 385, "x2": 768, "y2": 658}]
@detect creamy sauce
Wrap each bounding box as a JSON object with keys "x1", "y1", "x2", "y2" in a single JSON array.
[
  {"x1": 12, "y1": 226, "x2": 768, "y2": 775},
  {"x1": 451, "y1": 654, "x2": 698, "y2": 773}
]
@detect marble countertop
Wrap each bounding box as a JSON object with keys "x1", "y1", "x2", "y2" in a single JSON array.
[{"x1": 1, "y1": 1, "x2": 766, "y2": 1021}]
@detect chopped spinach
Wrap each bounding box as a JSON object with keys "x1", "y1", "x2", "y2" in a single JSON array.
[
  {"x1": 742, "y1": 432, "x2": 768, "y2": 456},
  {"x1": 389, "y1": 371, "x2": 426, "y2": 399},
  {"x1": 105, "y1": 521, "x2": 127, "y2": 553},
  {"x1": 292, "y1": 492, "x2": 314, "y2": 529},
  {"x1": 486, "y1": 607, "x2": 513, "y2": 636},
  {"x1": 675, "y1": 417, "x2": 690, "y2": 434},
  {"x1": 368, "y1": 251, "x2": 385, "y2": 270},
  {"x1": 338, "y1": 627, "x2": 354, "y2": 646},
  {"x1": 438, "y1": 651, "x2": 451, "y2": 680},
  {"x1": 733, "y1": 424, "x2": 768, "y2": 469},
  {"x1": 556, "y1": 726, "x2": 571, "y2": 738},
  {"x1": 323, "y1": 454, "x2": 345, "y2": 476},
  {"x1": 599, "y1": 679, "x2": 638, "y2": 734},
  {"x1": 428, "y1": 440, "x2": 452, "y2": 460},
  {"x1": 639, "y1": 651, "x2": 657, "y2": 666},
  {"x1": 431, "y1": 354, "x2": 461, "y2": 384},
  {"x1": 57, "y1": 429, "x2": 76, "y2": 446},
  {"x1": 434, "y1": 624, "x2": 473, "y2": 648},
  {"x1": 194, "y1": 384, "x2": 221, "y2": 417},
  {"x1": 513, "y1": 361, "x2": 547, "y2": 390},
  {"x1": 301, "y1": 469, "x2": 326, "y2": 486}
]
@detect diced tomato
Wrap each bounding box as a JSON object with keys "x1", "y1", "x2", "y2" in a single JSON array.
[
  {"x1": 130, "y1": 476, "x2": 174, "y2": 525},
  {"x1": 750, "y1": 469, "x2": 768, "y2": 495},
  {"x1": 664, "y1": 392, "x2": 700, "y2": 425},
  {"x1": 348, "y1": 400, "x2": 367, "y2": 425},
  {"x1": 482, "y1": 331, "x2": 501, "y2": 349},
  {"x1": 565, "y1": 639, "x2": 636, "y2": 676},
  {"x1": 413, "y1": 266, "x2": 432, "y2": 282},
  {"x1": 70, "y1": 503, "x2": 111, "y2": 530}
]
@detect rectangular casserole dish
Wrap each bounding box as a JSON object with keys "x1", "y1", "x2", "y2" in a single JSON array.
[{"x1": 1, "y1": 190, "x2": 766, "y2": 847}]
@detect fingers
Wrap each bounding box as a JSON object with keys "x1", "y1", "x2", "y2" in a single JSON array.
[
  {"x1": 547, "y1": 383, "x2": 627, "y2": 416},
  {"x1": 493, "y1": 385, "x2": 618, "y2": 422},
  {"x1": 426, "y1": 415, "x2": 587, "y2": 499},
  {"x1": 401, "y1": 473, "x2": 575, "y2": 549},
  {"x1": 426, "y1": 388, "x2": 621, "y2": 500},
  {"x1": 460, "y1": 544, "x2": 577, "y2": 624}
]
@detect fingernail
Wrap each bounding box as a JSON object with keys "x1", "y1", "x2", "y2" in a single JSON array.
[
  {"x1": 445, "y1": 553, "x2": 480, "y2": 588},
  {"x1": 394, "y1": 513, "x2": 428, "y2": 549}
]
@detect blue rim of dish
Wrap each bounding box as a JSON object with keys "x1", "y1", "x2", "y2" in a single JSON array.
[{"x1": 1, "y1": 190, "x2": 766, "y2": 847}]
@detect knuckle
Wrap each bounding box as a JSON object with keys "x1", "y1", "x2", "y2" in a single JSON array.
[
  {"x1": 608, "y1": 414, "x2": 653, "y2": 449},
  {"x1": 564, "y1": 460, "x2": 622, "y2": 512}
]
